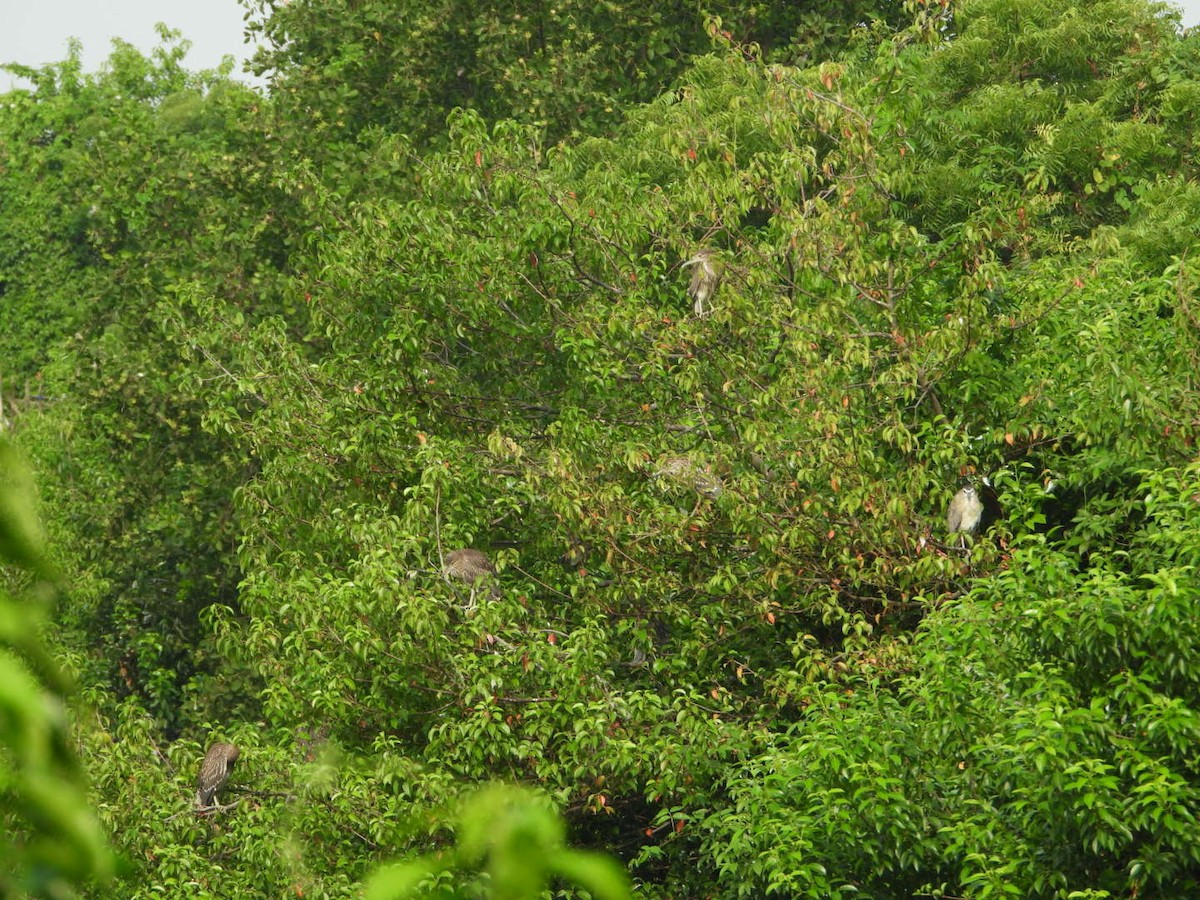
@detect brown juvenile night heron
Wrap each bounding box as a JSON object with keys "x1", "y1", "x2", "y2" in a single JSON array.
[
  {"x1": 947, "y1": 484, "x2": 983, "y2": 539},
  {"x1": 682, "y1": 248, "x2": 722, "y2": 317},
  {"x1": 196, "y1": 742, "x2": 239, "y2": 809},
  {"x1": 444, "y1": 548, "x2": 501, "y2": 611}
]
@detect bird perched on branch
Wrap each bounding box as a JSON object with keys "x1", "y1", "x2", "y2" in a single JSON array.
[
  {"x1": 444, "y1": 548, "x2": 501, "y2": 611},
  {"x1": 946, "y1": 484, "x2": 983, "y2": 541},
  {"x1": 654, "y1": 454, "x2": 723, "y2": 500},
  {"x1": 559, "y1": 538, "x2": 588, "y2": 571},
  {"x1": 196, "y1": 742, "x2": 239, "y2": 809},
  {"x1": 682, "y1": 248, "x2": 722, "y2": 317}
]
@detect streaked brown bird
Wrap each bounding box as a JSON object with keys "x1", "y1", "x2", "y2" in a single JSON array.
[
  {"x1": 444, "y1": 548, "x2": 501, "y2": 611},
  {"x1": 196, "y1": 742, "x2": 239, "y2": 809},
  {"x1": 682, "y1": 248, "x2": 722, "y2": 317}
]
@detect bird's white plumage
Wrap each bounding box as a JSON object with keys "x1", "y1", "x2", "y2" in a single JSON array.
[{"x1": 947, "y1": 485, "x2": 983, "y2": 535}]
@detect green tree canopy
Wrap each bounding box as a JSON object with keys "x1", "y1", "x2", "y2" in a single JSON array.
[
  {"x1": 243, "y1": 0, "x2": 907, "y2": 148},
  {"x1": 2, "y1": 0, "x2": 1200, "y2": 896}
]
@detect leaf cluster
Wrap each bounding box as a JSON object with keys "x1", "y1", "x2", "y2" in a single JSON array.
[{"x1": 3, "y1": 0, "x2": 1200, "y2": 897}]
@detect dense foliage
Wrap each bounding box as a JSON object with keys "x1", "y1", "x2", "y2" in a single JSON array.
[
  {"x1": 3, "y1": 0, "x2": 1200, "y2": 896},
  {"x1": 242, "y1": 0, "x2": 906, "y2": 148},
  {"x1": 0, "y1": 437, "x2": 116, "y2": 896}
]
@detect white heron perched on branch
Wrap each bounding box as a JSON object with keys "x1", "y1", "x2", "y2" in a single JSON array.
[{"x1": 946, "y1": 483, "x2": 983, "y2": 547}]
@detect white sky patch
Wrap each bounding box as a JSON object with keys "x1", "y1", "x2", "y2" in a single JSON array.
[
  {"x1": 2, "y1": 0, "x2": 1198, "y2": 93},
  {"x1": 1, "y1": 0, "x2": 262, "y2": 90}
]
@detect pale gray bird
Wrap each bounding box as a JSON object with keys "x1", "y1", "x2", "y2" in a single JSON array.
[
  {"x1": 444, "y1": 548, "x2": 501, "y2": 610},
  {"x1": 682, "y1": 248, "x2": 722, "y2": 317},
  {"x1": 947, "y1": 485, "x2": 983, "y2": 536},
  {"x1": 196, "y1": 742, "x2": 239, "y2": 809},
  {"x1": 654, "y1": 455, "x2": 723, "y2": 499}
]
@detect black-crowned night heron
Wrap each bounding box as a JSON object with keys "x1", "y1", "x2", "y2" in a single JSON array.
[
  {"x1": 196, "y1": 742, "x2": 239, "y2": 809},
  {"x1": 947, "y1": 484, "x2": 983, "y2": 538},
  {"x1": 654, "y1": 454, "x2": 723, "y2": 500},
  {"x1": 444, "y1": 548, "x2": 501, "y2": 610},
  {"x1": 559, "y1": 539, "x2": 588, "y2": 570},
  {"x1": 682, "y1": 248, "x2": 722, "y2": 317}
]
